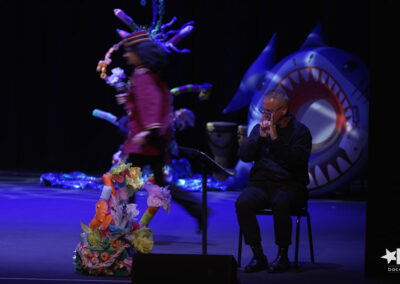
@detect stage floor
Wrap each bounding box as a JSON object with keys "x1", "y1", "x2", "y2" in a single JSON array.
[{"x1": 0, "y1": 173, "x2": 393, "y2": 284}]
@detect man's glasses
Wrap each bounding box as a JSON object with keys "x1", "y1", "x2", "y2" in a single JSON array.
[{"x1": 258, "y1": 104, "x2": 285, "y2": 115}]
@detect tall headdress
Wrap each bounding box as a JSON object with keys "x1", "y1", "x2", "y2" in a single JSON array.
[{"x1": 97, "y1": 0, "x2": 194, "y2": 80}]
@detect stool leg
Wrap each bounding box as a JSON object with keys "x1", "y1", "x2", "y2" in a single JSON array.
[
  {"x1": 238, "y1": 229, "x2": 243, "y2": 267},
  {"x1": 294, "y1": 216, "x2": 300, "y2": 269},
  {"x1": 306, "y1": 212, "x2": 315, "y2": 264}
]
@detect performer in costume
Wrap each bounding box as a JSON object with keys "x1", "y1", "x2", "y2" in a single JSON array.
[
  {"x1": 113, "y1": 32, "x2": 173, "y2": 185},
  {"x1": 109, "y1": 24, "x2": 205, "y2": 233}
]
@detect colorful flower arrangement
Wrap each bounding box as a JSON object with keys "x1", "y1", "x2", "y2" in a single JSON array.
[{"x1": 74, "y1": 161, "x2": 171, "y2": 276}]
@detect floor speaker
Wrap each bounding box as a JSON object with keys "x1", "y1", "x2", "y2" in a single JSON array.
[{"x1": 131, "y1": 253, "x2": 239, "y2": 284}]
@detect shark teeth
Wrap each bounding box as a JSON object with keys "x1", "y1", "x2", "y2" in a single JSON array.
[
  {"x1": 275, "y1": 66, "x2": 366, "y2": 191},
  {"x1": 337, "y1": 156, "x2": 351, "y2": 173},
  {"x1": 320, "y1": 71, "x2": 328, "y2": 84},
  {"x1": 327, "y1": 77, "x2": 335, "y2": 89},
  {"x1": 279, "y1": 67, "x2": 352, "y2": 116},
  {"x1": 289, "y1": 71, "x2": 300, "y2": 83},
  {"x1": 311, "y1": 68, "x2": 320, "y2": 82},
  {"x1": 342, "y1": 100, "x2": 349, "y2": 109},
  {"x1": 314, "y1": 165, "x2": 328, "y2": 186},
  {"x1": 308, "y1": 172, "x2": 316, "y2": 188},
  {"x1": 280, "y1": 78, "x2": 293, "y2": 90},
  {"x1": 299, "y1": 69, "x2": 310, "y2": 82},
  {"x1": 327, "y1": 164, "x2": 340, "y2": 180},
  {"x1": 338, "y1": 91, "x2": 345, "y2": 102},
  {"x1": 333, "y1": 84, "x2": 340, "y2": 95}
]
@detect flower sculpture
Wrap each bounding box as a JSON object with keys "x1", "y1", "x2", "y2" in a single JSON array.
[{"x1": 74, "y1": 161, "x2": 171, "y2": 276}]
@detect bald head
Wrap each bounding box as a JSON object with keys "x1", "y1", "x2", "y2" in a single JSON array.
[{"x1": 263, "y1": 89, "x2": 289, "y2": 108}]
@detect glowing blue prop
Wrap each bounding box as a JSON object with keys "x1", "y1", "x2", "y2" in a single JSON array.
[
  {"x1": 40, "y1": 158, "x2": 227, "y2": 192},
  {"x1": 223, "y1": 24, "x2": 369, "y2": 196},
  {"x1": 40, "y1": 172, "x2": 103, "y2": 190}
]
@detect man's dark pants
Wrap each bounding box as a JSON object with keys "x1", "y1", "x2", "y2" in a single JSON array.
[{"x1": 235, "y1": 180, "x2": 308, "y2": 247}]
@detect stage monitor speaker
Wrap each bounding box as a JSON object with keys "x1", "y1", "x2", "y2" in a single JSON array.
[{"x1": 131, "y1": 253, "x2": 239, "y2": 284}]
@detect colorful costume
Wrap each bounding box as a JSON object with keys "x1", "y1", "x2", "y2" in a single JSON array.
[
  {"x1": 122, "y1": 67, "x2": 172, "y2": 157},
  {"x1": 95, "y1": 3, "x2": 204, "y2": 234}
]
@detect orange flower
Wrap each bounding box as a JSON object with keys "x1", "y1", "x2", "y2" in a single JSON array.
[
  {"x1": 101, "y1": 252, "x2": 110, "y2": 261},
  {"x1": 112, "y1": 239, "x2": 120, "y2": 248}
]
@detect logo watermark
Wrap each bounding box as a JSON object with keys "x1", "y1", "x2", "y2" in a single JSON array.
[{"x1": 381, "y1": 249, "x2": 400, "y2": 273}]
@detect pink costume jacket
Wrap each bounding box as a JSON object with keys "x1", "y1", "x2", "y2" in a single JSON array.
[{"x1": 122, "y1": 67, "x2": 172, "y2": 156}]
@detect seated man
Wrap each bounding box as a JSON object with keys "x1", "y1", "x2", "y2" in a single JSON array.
[{"x1": 235, "y1": 89, "x2": 312, "y2": 273}]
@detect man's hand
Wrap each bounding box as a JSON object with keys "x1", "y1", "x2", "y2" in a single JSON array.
[
  {"x1": 260, "y1": 114, "x2": 270, "y2": 137},
  {"x1": 259, "y1": 113, "x2": 278, "y2": 140}
]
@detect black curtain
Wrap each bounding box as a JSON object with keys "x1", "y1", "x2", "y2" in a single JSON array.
[
  {"x1": 1, "y1": 0, "x2": 371, "y2": 173},
  {"x1": 366, "y1": 0, "x2": 400, "y2": 280}
]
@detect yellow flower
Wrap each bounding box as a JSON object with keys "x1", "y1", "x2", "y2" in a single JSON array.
[
  {"x1": 133, "y1": 227, "x2": 154, "y2": 253},
  {"x1": 126, "y1": 167, "x2": 144, "y2": 192}
]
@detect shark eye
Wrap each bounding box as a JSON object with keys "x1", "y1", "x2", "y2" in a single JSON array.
[
  {"x1": 342, "y1": 60, "x2": 358, "y2": 73},
  {"x1": 257, "y1": 78, "x2": 267, "y2": 91}
]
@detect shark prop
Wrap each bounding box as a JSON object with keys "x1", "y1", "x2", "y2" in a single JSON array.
[{"x1": 223, "y1": 24, "x2": 369, "y2": 196}]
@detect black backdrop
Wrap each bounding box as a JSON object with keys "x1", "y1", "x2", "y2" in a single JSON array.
[{"x1": 1, "y1": 0, "x2": 371, "y2": 173}]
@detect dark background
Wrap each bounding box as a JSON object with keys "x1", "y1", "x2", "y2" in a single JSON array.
[
  {"x1": 0, "y1": 0, "x2": 371, "y2": 174},
  {"x1": 367, "y1": 0, "x2": 400, "y2": 280},
  {"x1": 1, "y1": 0, "x2": 399, "y2": 279}
]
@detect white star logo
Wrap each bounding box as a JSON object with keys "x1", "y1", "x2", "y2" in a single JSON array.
[{"x1": 381, "y1": 249, "x2": 397, "y2": 264}]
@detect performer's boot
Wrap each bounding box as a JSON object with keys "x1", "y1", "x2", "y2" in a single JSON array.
[
  {"x1": 244, "y1": 243, "x2": 269, "y2": 273},
  {"x1": 167, "y1": 184, "x2": 208, "y2": 233},
  {"x1": 268, "y1": 246, "x2": 290, "y2": 273}
]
